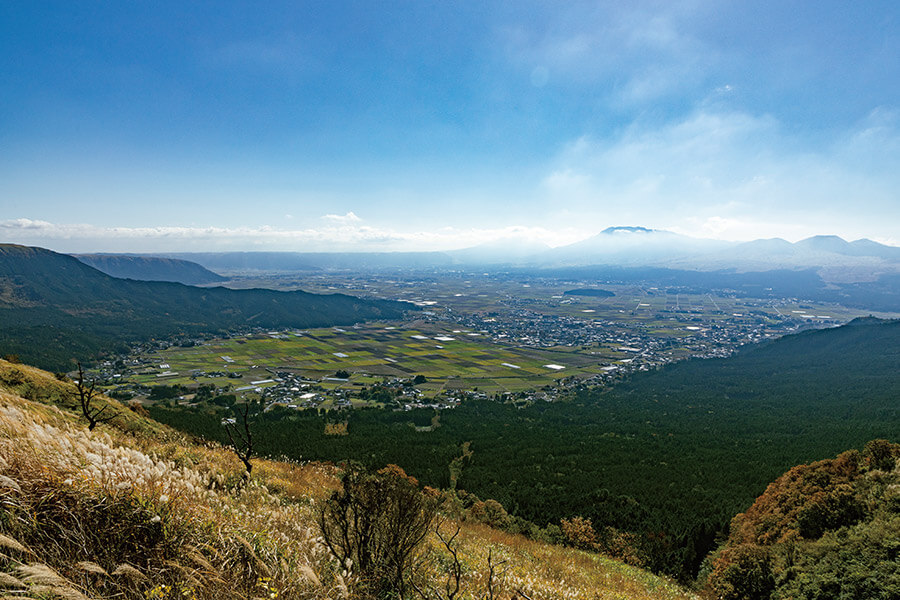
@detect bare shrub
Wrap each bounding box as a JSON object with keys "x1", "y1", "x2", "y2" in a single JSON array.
[
  {"x1": 318, "y1": 464, "x2": 439, "y2": 598},
  {"x1": 75, "y1": 362, "x2": 117, "y2": 430}
]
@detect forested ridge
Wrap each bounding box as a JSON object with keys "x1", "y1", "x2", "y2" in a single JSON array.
[
  {"x1": 73, "y1": 253, "x2": 227, "y2": 285},
  {"x1": 0, "y1": 244, "x2": 413, "y2": 370},
  {"x1": 151, "y1": 317, "x2": 900, "y2": 581}
]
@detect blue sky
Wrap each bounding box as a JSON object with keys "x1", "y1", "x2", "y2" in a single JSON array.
[{"x1": 2, "y1": 1, "x2": 899, "y2": 252}]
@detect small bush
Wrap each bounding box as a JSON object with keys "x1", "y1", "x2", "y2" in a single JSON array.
[
  {"x1": 318, "y1": 464, "x2": 439, "y2": 598},
  {"x1": 863, "y1": 438, "x2": 898, "y2": 472},
  {"x1": 469, "y1": 499, "x2": 510, "y2": 529}
]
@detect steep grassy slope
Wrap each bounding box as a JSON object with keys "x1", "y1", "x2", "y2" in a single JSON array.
[
  {"x1": 0, "y1": 358, "x2": 696, "y2": 600},
  {"x1": 74, "y1": 254, "x2": 228, "y2": 285},
  {"x1": 0, "y1": 244, "x2": 412, "y2": 370}
]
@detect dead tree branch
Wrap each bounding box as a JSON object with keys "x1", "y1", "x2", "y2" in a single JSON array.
[
  {"x1": 75, "y1": 362, "x2": 117, "y2": 431},
  {"x1": 223, "y1": 403, "x2": 254, "y2": 477},
  {"x1": 412, "y1": 519, "x2": 463, "y2": 600},
  {"x1": 486, "y1": 548, "x2": 508, "y2": 600}
]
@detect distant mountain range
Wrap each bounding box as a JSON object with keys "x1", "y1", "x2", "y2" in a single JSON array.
[
  {"x1": 538, "y1": 227, "x2": 731, "y2": 267},
  {"x1": 0, "y1": 244, "x2": 412, "y2": 370},
  {"x1": 445, "y1": 237, "x2": 553, "y2": 264},
  {"x1": 156, "y1": 251, "x2": 457, "y2": 273},
  {"x1": 74, "y1": 227, "x2": 898, "y2": 313},
  {"x1": 139, "y1": 228, "x2": 900, "y2": 284},
  {"x1": 74, "y1": 254, "x2": 227, "y2": 285},
  {"x1": 0, "y1": 225, "x2": 883, "y2": 320},
  {"x1": 533, "y1": 228, "x2": 900, "y2": 277}
]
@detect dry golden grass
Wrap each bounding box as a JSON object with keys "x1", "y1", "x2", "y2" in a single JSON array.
[
  {"x1": 420, "y1": 522, "x2": 694, "y2": 600},
  {"x1": 0, "y1": 359, "x2": 696, "y2": 600}
]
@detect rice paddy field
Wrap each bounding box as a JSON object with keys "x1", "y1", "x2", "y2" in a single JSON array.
[{"x1": 133, "y1": 322, "x2": 604, "y2": 394}]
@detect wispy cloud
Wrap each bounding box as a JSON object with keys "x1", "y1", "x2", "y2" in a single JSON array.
[
  {"x1": 499, "y1": 3, "x2": 715, "y2": 103},
  {"x1": 540, "y1": 106, "x2": 900, "y2": 241}
]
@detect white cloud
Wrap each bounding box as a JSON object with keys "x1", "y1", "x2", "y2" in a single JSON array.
[
  {"x1": 321, "y1": 211, "x2": 362, "y2": 224},
  {"x1": 0, "y1": 219, "x2": 584, "y2": 253},
  {"x1": 1, "y1": 218, "x2": 55, "y2": 230},
  {"x1": 671, "y1": 216, "x2": 818, "y2": 242}
]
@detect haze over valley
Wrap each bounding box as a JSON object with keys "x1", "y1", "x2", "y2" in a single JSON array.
[{"x1": 2, "y1": 3, "x2": 899, "y2": 599}]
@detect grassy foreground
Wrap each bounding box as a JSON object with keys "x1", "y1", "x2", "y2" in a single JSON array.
[{"x1": 0, "y1": 358, "x2": 695, "y2": 600}]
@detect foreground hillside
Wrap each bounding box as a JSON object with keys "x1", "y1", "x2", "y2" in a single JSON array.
[
  {"x1": 0, "y1": 358, "x2": 695, "y2": 600},
  {"x1": 0, "y1": 244, "x2": 412, "y2": 371}
]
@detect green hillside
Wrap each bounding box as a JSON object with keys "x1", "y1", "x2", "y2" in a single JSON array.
[{"x1": 0, "y1": 244, "x2": 412, "y2": 371}]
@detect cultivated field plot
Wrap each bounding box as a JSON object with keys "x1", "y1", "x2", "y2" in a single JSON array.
[{"x1": 134, "y1": 323, "x2": 601, "y2": 394}]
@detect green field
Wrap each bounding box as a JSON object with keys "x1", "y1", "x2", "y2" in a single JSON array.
[{"x1": 134, "y1": 322, "x2": 604, "y2": 394}]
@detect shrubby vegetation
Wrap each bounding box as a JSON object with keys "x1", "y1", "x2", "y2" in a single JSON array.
[
  {"x1": 318, "y1": 464, "x2": 439, "y2": 597},
  {"x1": 148, "y1": 384, "x2": 188, "y2": 400},
  {"x1": 705, "y1": 440, "x2": 900, "y2": 600},
  {"x1": 0, "y1": 383, "x2": 338, "y2": 599}
]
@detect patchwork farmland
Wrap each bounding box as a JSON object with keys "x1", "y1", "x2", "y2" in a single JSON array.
[
  {"x1": 133, "y1": 322, "x2": 603, "y2": 395},
  {"x1": 121, "y1": 270, "x2": 899, "y2": 399}
]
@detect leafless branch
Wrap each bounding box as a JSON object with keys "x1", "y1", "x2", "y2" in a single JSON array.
[
  {"x1": 436, "y1": 520, "x2": 462, "y2": 600},
  {"x1": 75, "y1": 362, "x2": 117, "y2": 431},
  {"x1": 223, "y1": 403, "x2": 254, "y2": 477},
  {"x1": 485, "y1": 548, "x2": 508, "y2": 600}
]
